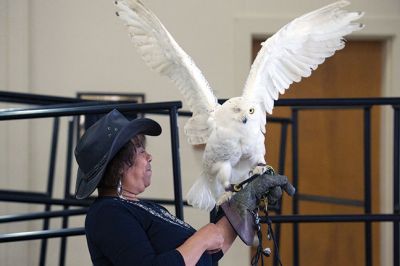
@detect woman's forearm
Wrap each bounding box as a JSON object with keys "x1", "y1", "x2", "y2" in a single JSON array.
[
  {"x1": 216, "y1": 216, "x2": 237, "y2": 253},
  {"x1": 176, "y1": 232, "x2": 208, "y2": 266}
]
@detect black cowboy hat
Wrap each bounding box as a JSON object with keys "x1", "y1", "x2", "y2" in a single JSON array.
[{"x1": 74, "y1": 109, "x2": 161, "y2": 199}]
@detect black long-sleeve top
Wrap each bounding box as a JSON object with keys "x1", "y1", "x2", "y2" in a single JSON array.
[{"x1": 85, "y1": 196, "x2": 223, "y2": 266}]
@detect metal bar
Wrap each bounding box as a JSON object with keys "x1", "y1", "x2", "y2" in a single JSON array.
[
  {"x1": 0, "y1": 228, "x2": 85, "y2": 243},
  {"x1": 297, "y1": 193, "x2": 364, "y2": 207},
  {"x1": 0, "y1": 193, "x2": 93, "y2": 206},
  {"x1": 59, "y1": 119, "x2": 75, "y2": 266},
  {"x1": 294, "y1": 106, "x2": 370, "y2": 111},
  {"x1": 4, "y1": 97, "x2": 400, "y2": 121},
  {"x1": 40, "y1": 117, "x2": 59, "y2": 266},
  {"x1": 274, "y1": 97, "x2": 400, "y2": 107},
  {"x1": 221, "y1": 97, "x2": 400, "y2": 107},
  {"x1": 0, "y1": 189, "x2": 47, "y2": 197},
  {"x1": 274, "y1": 121, "x2": 289, "y2": 266},
  {"x1": 169, "y1": 106, "x2": 184, "y2": 220},
  {"x1": 2, "y1": 93, "x2": 400, "y2": 113},
  {"x1": 394, "y1": 106, "x2": 400, "y2": 266},
  {"x1": 0, "y1": 192, "x2": 188, "y2": 207},
  {"x1": 0, "y1": 90, "x2": 83, "y2": 105},
  {"x1": 2, "y1": 91, "x2": 400, "y2": 107},
  {"x1": 262, "y1": 214, "x2": 400, "y2": 223},
  {"x1": 218, "y1": 97, "x2": 400, "y2": 108},
  {"x1": 1, "y1": 213, "x2": 398, "y2": 244},
  {"x1": 278, "y1": 122, "x2": 289, "y2": 176},
  {"x1": 64, "y1": 118, "x2": 75, "y2": 197},
  {"x1": 363, "y1": 107, "x2": 372, "y2": 266},
  {"x1": 0, "y1": 208, "x2": 88, "y2": 223},
  {"x1": 0, "y1": 101, "x2": 182, "y2": 121},
  {"x1": 291, "y1": 108, "x2": 299, "y2": 266}
]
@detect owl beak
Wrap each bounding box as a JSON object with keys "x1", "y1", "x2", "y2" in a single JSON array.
[{"x1": 242, "y1": 117, "x2": 247, "y2": 124}]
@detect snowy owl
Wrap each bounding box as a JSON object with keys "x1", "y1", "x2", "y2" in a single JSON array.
[{"x1": 114, "y1": 0, "x2": 364, "y2": 211}]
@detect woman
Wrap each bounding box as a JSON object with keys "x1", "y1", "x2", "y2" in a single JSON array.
[{"x1": 74, "y1": 109, "x2": 236, "y2": 266}]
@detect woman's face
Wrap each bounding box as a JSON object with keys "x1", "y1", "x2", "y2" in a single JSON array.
[{"x1": 122, "y1": 146, "x2": 152, "y2": 195}]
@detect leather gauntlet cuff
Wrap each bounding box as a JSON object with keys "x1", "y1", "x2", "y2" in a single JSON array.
[{"x1": 221, "y1": 201, "x2": 256, "y2": 246}]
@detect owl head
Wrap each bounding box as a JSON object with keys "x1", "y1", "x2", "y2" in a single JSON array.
[{"x1": 216, "y1": 97, "x2": 259, "y2": 125}]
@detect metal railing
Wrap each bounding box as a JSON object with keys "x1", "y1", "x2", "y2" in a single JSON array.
[
  {"x1": 271, "y1": 97, "x2": 400, "y2": 266},
  {"x1": 0, "y1": 91, "x2": 184, "y2": 266},
  {"x1": 0, "y1": 91, "x2": 399, "y2": 266}
]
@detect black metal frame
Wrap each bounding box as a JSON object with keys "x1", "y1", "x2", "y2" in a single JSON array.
[
  {"x1": 0, "y1": 91, "x2": 399, "y2": 266},
  {"x1": 281, "y1": 99, "x2": 400, "y2": 266},
  {"x1": 0, "y1": 91, "x2": 185, "y2": 265}
]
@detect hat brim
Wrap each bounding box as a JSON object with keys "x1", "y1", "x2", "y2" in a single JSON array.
[{"x1": 75, "y1": 118, "x2": 161, "y2": 199}]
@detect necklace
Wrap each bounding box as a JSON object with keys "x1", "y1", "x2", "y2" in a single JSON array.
[{"x1": 116, "y1": 198, "x2": 192, "y2": 230}]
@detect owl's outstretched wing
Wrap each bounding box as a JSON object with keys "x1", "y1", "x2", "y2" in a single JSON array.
[
  {"x1": 115, "y1": 0, "x2": 219, "y2": 144},
  {"x1": 242, "y1": 0, "x2": 364, "y2": 126}
]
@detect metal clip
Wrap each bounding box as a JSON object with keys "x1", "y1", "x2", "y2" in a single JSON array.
[
  {"x1": 254, "y1": 211, "x2": 261, "y2": 231},
  {"x1": 262, "y1": 247, "x2": 272, "y2": 257},
  {"x1": 233, "y1": 184, "x2": 242, "y2": 192}
]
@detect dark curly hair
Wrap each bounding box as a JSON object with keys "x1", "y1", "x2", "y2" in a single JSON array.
[{"x1": 98, "y1": 134, "x2": 146, "y2": 189}]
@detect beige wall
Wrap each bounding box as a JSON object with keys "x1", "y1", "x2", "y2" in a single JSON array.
[{"x1": 1, "y1": 0, "x2": 399, "y2": 265}]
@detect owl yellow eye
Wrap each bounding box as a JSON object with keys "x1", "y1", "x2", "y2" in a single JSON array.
[{"x1": 249, "y1": 108, "x2": 255, "y2": 114}]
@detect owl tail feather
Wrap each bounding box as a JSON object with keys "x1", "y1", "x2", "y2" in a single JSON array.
[{"x1": 186, "y1": 176, "x2": 216, "y2": 212}]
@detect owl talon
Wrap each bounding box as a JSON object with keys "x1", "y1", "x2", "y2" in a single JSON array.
[
  {"x1": 250, "y1": 165, "x2": 267, "y2": 176},
  {"x1": 216, "y1": 191, "x2": 233, "y2": 206}
]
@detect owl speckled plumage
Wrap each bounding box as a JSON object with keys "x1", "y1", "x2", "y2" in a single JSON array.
[
  {"x1": 195, "y1": 97, "x2": 267, "y2": 210},
  {"x1": 115, "y1": 0, "x2": 364, "y2": 211}
]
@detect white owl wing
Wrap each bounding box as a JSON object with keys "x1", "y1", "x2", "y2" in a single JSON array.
[
  {"x1": 242, "y1": 0, "x2": 364, "y2": 130},
  {"x1": 115, "y1": 0, "x2": 219, "y2": 144}
]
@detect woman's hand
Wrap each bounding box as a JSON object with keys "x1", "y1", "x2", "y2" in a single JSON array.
[
  {"x1": 176, "y1": 223, "x2": 224, "y2": 266},
  {"x1": 196, "y1": 223, "x2": 224, "y2": 251}
]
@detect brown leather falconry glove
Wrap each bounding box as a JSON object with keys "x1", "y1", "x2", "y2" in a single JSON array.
[{"x1": 221, "y1": 170, "x2": 295, "y2": 246}]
